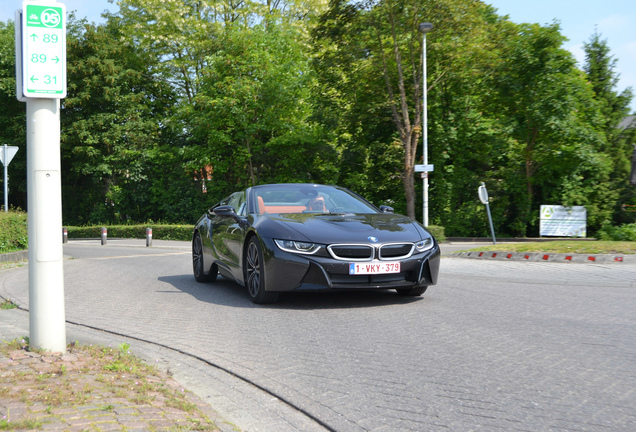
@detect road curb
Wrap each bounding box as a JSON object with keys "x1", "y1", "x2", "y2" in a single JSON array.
[
  {"x1": 450, "y1": 250, "x2": 636, "y2": 264},
  {"x1": 0, "y1": 250, "x2": 28, "y2": 263}
]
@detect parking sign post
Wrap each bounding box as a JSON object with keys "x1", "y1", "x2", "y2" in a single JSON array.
[
  {"x1": 16, "y1": 1, "x2": 67, "y2": 353},
  {"x1": 478, "y1": 182, "x2": 496, "y2": 245}
]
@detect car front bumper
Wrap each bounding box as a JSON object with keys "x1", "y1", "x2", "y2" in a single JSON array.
[{"x1": 260, "y1": 237, "x2": 441, "y2": 292}]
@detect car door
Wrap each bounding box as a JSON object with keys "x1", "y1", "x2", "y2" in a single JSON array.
[{"x1": 211, "y1": 191, "x2": 247, "y2": 273}]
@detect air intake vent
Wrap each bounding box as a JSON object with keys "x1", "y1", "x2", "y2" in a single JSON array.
[
  {"x1": 328, "y1": 245, "x2": 374, "y2": 261},
  {"x1": 379, "y1": 243, "x2": 414, "y2": 260}
]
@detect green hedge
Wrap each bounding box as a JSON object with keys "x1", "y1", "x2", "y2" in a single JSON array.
[
  {"x1": 67, "y1": 225, "x2": 194, "y2": 242},
  {"x1": 597, "y1": 223, "x2": 636, "y2": 241},
  {"x1": 2, "y1": 215, "x2": 445, "y2": 253},
  {"x1": 67, "y1": 224, "x2": 445, "y2": 243},
  {"x1": 427, "y1": 225, "x2": 446, "y2": 243},
  {"x1": 0, "y1": 210, "x2": 28, "y2": 253}
]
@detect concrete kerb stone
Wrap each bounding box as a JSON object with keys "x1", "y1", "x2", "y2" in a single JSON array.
[
  {"x1": 0, "y1": 250, "x2": 28, "y2": 263},
  {"x1": 452, "y1": 250, "x2": 635, "y2": 264}
]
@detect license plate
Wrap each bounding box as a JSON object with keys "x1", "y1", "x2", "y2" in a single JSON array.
[{"x1": 349, "y1": 262, "x2": 401, "y2": 275}]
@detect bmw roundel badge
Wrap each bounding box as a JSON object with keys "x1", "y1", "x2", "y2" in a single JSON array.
[{"x1": 368, "y1": 236, "x2": 379, "y2": 243}]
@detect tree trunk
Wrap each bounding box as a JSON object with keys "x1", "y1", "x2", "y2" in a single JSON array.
[{"x1": 403, "y1": 165, "x2": 416, "y2": 219}]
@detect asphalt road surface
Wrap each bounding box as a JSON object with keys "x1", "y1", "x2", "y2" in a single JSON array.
[{"x1": 1, "y1": 240, "x2": 635, "y2": 431}]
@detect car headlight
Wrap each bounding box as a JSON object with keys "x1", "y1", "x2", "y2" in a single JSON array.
[
  {"x1": 415, "y1": 238, "x2": 433, "y2": 252},
  {"x1": 275, "y1": 239, "x2": 321, "y2": 255}
]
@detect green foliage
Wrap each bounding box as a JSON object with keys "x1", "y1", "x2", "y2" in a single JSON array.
[
  {"x1": 0, "y1": 211, "x2": 28, "y2": 253},
  {"x1": 0, "y1": 1, "x2": 633, "y2": 238},
  {"x1": 61, "y1": 16, "x2": 177, "y2": 226},
  {"x1": 183, "y1": 23, "x2": 335, "y2": 199},
  {"x1": 597, "y1": 223, "x2": 636, "y2": 241},
  {"x1": 66, "y1": 224, "x2": 194, "y2": 241},
  {"x1": 583, "y1": 31, "x2": 636, "y2": 227},
  {"x1": 0, "y1": 300, "x2": 17, "y2": 310},
  {"x1": 0, "y1": 21, "x2": 27, "y2": 211},
  {"x1": 426, "y1": 225, "x2": 445, "y2": 243}
]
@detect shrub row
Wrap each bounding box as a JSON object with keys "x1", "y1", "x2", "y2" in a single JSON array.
[
  {"x1": 67, "y1": 225, "x2": 194, "y2": 242},
  {"x1": 597, "y1": 223, "x2": 636, "y2": 241},
  {"x1": 2, "y1": 214, "x2": 446, "y2": 254},
  {"x1": 0, "y1": 210, "x2": 28, "y2": 254},
  {"x1": 67, "y1": 224, "x2": 445, "y2": 242},
  {"x1": 427, "y1": 225, "x2": 445, "y2": 243}
]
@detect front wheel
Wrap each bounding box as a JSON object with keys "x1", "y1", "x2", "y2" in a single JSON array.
[
  {"x1": 193, "y1": 232, "x2": 217, "y2": 282},
  {"x1": 245, "y1": 237, "x2": 279, "y2": 304},
  {"x1": 396, "y1": 286, "x2": 428, "y2": 296}
]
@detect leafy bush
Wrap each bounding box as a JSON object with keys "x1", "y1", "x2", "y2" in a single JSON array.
[
  {"x1": 0, "y1": 210, "x2": 28, "y2": 253},
  {"x1": 427, "y1": 225, "x2": 445, "y2": 242},
  {"x1": 66, "y1": 224, "x2": 194, "y2": 241},
  {"x1": 597, "y1": 223, "x2": 636, "y2": 241}
]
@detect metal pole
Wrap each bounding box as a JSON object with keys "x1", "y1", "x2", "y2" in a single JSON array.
[
  {"x1": 27, "y1": 98, "x2": 66, "y2": 353},
  {"x1": 485, "y1": 202, "x2": 497, "y2": 245},
  {"x1": 419, "y1": 23, "x2": 433, "y2": 227},
  {"x1": 3, "y1": 144, "x2": 7, "y2": 212}
]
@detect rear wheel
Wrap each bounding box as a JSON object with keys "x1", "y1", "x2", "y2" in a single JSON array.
[
  {"x1": 396, "y1": 286, "x2": 428, "y2": 296},
  {"x1": 245, "y1": 237, "x2": 279, "y2": 304},
  {"x1": 193, "y1": 232, "x2": 217, "y2": 282}
]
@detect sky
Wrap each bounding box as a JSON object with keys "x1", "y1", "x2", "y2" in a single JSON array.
[{"x1": 1, "y1": 0, "x2": 635, "y2": 112}]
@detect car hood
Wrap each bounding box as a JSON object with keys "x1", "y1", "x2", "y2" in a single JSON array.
[{"x1": 256, "y1": 213, "x2": 431, "y2": 244}]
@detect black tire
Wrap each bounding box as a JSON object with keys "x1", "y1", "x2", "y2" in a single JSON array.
[
  {"x1": 396, "y1": 286, "x2": 428, "y2": 297},
  {"x1": 245, "y1": 237, "x2": 279, "y2": 304},
  {"x1": 193, "y1": 232, "x2": 217, "y2": 282}
]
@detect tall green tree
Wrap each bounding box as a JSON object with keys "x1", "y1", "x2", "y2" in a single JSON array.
[
  {"x1": 583, "y1": 31, "x2": 635, "y2": 224},
  {"x1": 0, "y1": 20, "x2": 27, "y2": 211},
  {"x1": 61, "y1": 16, "x2": 175, "y2": 224},
  {"x1": 313, "y1": 0, "x2": 501, "y2": 219},
  {"x1": 184, "y1": 24, "x2": 334, "y2": 198},
  {"x1": 489, "y1": 23, "x2": 612, "y2": 234}
]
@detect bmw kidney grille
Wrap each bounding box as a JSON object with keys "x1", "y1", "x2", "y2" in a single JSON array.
[{"x1": 327, "y1": 243, "x2": 415, "y2": 261}]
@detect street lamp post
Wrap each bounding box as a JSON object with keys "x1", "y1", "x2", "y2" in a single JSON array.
[{"x1": 419, "y1": 22, "x2": 433, "y2": 227}]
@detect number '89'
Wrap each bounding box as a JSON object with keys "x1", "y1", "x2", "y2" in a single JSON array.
[{"x1": 31, "y1": 54, "x2": 47, "y2": 63}]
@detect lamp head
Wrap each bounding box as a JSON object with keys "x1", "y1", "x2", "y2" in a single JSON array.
[{"x1": 418, "y1": 23, "x2": 433, "y2": 34}]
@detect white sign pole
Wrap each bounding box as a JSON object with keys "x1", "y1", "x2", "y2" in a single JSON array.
[
  {"x1": 26, "y1": 98, "x2": 66, "y2": 353},
  {"x1": 1, "y1": 145, "x2": 20, "y2": 212},
  {"x1": 420, "y1": 25, "x2": 432, "y2": 227},
  {"x1": 3, "y1": 145, "x2": 8, "y2": 212},
  {"x1": 17, "y1": 1, "x2": 67, "y2": 353}
]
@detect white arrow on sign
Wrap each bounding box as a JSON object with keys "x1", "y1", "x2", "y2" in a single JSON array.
[{"x1": 0, "y1": 145, "x2": 19, "y2": 166}]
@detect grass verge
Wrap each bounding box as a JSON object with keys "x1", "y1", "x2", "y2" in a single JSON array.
[{"x1": 456, "y1": 240, "x2": 636, "y2": 255}]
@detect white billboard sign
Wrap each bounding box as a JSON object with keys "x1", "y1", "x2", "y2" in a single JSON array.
[{"x1": 540, "y1": 205, "x2": 586, "y2": 238}]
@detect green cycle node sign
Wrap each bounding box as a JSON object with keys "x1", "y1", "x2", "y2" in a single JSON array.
[{"x1": 21, "y1": 2, "x2": 67, "y2": 98}]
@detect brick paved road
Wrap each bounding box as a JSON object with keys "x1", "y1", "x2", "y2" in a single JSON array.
[{"x1": 1, "y1": 241, "x2": 635, "y2": 431}]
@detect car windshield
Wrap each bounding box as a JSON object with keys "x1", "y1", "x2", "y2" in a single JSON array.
[{"x1": 254, "y1": 185, "x2": 378, "y2": 215}]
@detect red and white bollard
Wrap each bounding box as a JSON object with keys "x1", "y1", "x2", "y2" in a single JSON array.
[
  {"x1": 146, "y1": 227, "x2": 153, "y2": 247},
  {"x1": 101, "y1": 227, "x2": 107, "y2": 245}
]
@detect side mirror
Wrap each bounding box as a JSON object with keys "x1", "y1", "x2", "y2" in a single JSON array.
[
  {"x1": 211, "y1": 205, "x2": 249, "y2": 227},
  {"x1": 379, "y1": 205, "x2": 394, "y2": 214},
  {"x1": 212, "y1": 205, "x2": 238, "y2": 218}
]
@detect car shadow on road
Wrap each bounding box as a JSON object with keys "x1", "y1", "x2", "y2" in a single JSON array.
[{"x1": 157, "y1": 274, "x2": 427, "y2": 310}]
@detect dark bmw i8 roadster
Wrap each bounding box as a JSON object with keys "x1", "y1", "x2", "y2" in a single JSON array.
[{"x1": 192, "y1": 183, "x2": 440, "y2": 304}]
